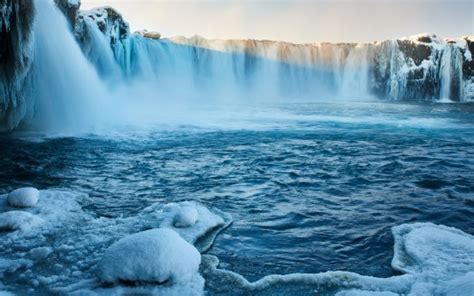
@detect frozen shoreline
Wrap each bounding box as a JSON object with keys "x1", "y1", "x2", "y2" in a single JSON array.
[{"x1": 1, "y1": 189, "x2": 472, "y2": 295}]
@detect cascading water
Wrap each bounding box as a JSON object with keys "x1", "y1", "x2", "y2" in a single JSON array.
[
  {"x1": 1, "y1": 1, "x2": 472, "y2": 133},
  {"x1": 439, "y1": 46, "x2": 454, "y2": 101},
  {"x1": 30, "y1": 0, "x2": 110, "y2": 133}
]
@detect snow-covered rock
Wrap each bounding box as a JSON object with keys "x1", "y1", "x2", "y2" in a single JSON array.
[
  {"x1": 0, "y1": 211, "x2": 43, "y2": 232},
  {"x1": 98, "y1": 228, "x2": 201, "y2": 284},
  {"x1": 7, "y1": 187, "x2": 39, "y2": 208},
  {"x1": 173, "y1": 205, "x2": 198, "y2": 228}
]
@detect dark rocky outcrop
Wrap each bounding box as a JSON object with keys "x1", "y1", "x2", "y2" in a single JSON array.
[
  {"x1": 0, "y1": 0, "x2": 35, "y2": 130},
  {"x1": 54, "y1": 0, "x2": 80, "y2": 29}
]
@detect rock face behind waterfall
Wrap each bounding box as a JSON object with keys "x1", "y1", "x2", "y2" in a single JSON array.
[{"x1": 0, "y1": 0, "x2": 35, "y2": 131}]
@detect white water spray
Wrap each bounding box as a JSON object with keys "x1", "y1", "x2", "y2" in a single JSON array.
[{"x1": 31, "y1": 0, "x2": 111, "y2": 133}]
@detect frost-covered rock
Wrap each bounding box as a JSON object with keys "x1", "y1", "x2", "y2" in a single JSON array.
[
  {"x1": 0, "y1": 211, "x2": 43, "y2": 232},
  {"x1": 173, "y1": 205, "x2": 198, "y2": 228},
  {"x1": 98, "y1": 228, "x2": 201, "y2": 284},
  {"x1": 7, "y1": 187, "x2": 39, "y2": 207}
]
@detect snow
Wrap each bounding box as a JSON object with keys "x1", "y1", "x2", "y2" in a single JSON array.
[
  {"x1": 28, "y1": 247, "x2": 53, "y2": 260},
  {"x1": 336, "y1": 290, "x2": 400, "y2": 296},
  {"x1": 0, "y1": 258, "x2": 32, "y2": 277},
  {"x1": 173, "y1": 204, "x2": 198, "y2": 228},
  {"x1": 391, "y1": 223, "x2": 474, "y2": 277},
  {"x1": 0, "y1": 192, "x2": 229, "y2": 294},
  {"x1": 67, "y1": 0, "x2": 80, "y2": 6},
  {"x1": 0, "y1": 211, "x2": 43, "y2": 232},
  {"x1": 442, "y1": 272, "x2": 474, "y2": 296},
  {"x1": 98, "y1": 228, "x2": 201, "y2": 284},
  {"x1": 7, "y1": 187, "x2": 39, "y2": 208},
  {"x1": 2, "y1": 187, "x2": 471, "y2": 295}
]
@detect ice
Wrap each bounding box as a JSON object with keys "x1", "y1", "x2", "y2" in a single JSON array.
[
  {"x1": 1, "y1": 186, "x2": 470, "y2": 295},
  {"x1": 442, "y1": 272, "x2": 474, "y2": 296},
  {"x1": 153, "y1": 201, "x2": 230, "y2": 250},
  {"x1": 0, "y1": 211, "x2": 43, "y2": 232},
  {"x1": 391, "y1": 223, "x2": 474, "y2": 277},
  {"x1": 98, "y1": 228, "x2": 201, "y2": 284},
  {"x1": 336, "y1": 290, "x2": 400, "y2": 296},
  {"x1": 0, "y1": 187, "x2": 231, "y2": 294},
  {"x1": 173, "y1": 204, "x2": 198, "y2": 228},
  {"x1": 28, "y1": 247, "x2": 53, "y2": 260},
  {"x1": 0, "y1": 258, "x2": 33, "y2": 277},
  {"x1": 7, "y1": 187, "x2": 39, "y2": 208},
  {"x1": 203, "y1": 222, "x2": 473, "y2": 295}
]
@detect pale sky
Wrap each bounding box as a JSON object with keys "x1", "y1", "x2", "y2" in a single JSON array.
[{"x1": 81, "y1": 0, "x2": 474, "y2": 43}]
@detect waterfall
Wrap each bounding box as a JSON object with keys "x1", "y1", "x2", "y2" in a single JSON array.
[
  {"x1": 1, "y1": 1, "x2": 472, "y2": 133},
  {"x1": 439, "y1": 46, "x2": 454, "y2": 101},
  {"x1": 29, "y1": 0, "x2": 110, "y2": 133}
]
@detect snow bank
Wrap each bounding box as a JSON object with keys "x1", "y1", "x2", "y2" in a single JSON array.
[
  {"x1": 99, "y1": 228, "x2": 201, "y2": 284},
  {"x1": 7, "y1": 187, "x2": 39, "y2": 208}
]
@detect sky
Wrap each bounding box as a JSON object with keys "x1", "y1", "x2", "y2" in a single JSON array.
[{"x1": 81, "y1": 0, "x2": 474, "y2": 44}]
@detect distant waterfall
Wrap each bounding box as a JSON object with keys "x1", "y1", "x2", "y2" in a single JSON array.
[{"x1": 79, "y1": 32, "x2": 470, "y2": 104}]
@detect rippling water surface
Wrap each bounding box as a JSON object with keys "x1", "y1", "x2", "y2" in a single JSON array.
[{"x1": 1, "y1": 101, "x2": 474, "y2": 293}]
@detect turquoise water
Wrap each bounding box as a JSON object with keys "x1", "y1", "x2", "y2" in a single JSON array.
[{"x1": 1, "y1": 101, "x2": 473, "y2": 294}]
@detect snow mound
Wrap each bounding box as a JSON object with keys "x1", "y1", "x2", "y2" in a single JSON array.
[
  {"x1": 98, "y1": 228, "x2": 201, "y2": 284},
  {"x1": 7, "y1": 187, "x2": 39, "y2": 208},
  {"x1": 155, "y1": 201, "x2": 230, "y2": 251},
  {"x1": 173, "y1": 205, "x2": 198, "y2": 228},
  {"x1": 0, "y1": 211, "x2": 43, "y2": 232}
]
